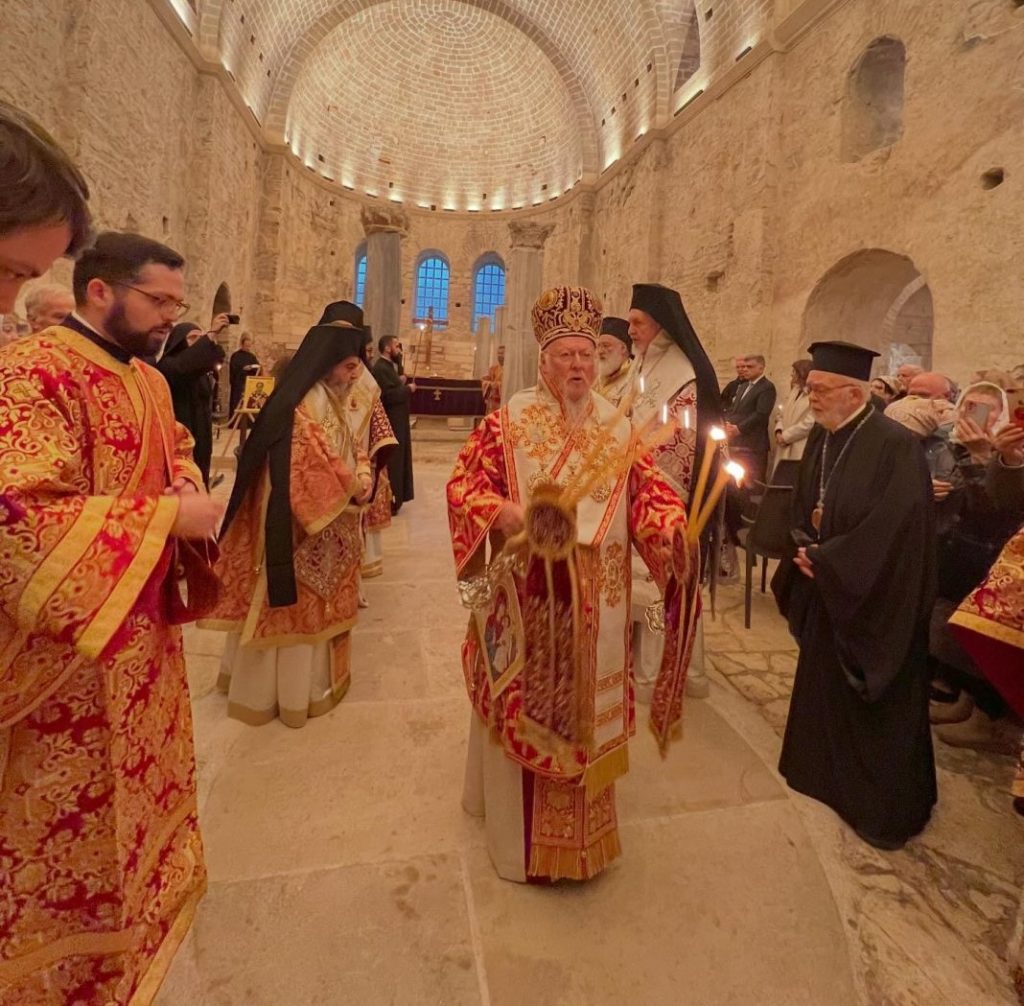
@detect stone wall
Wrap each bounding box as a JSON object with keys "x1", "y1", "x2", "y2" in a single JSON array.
[{"x1": 3, "y1": 0, "x2": 1022, "y2": 386}]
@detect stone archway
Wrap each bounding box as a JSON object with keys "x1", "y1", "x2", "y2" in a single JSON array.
[
  {"x1": 802, "y1": 250, "x2": 934, "y2": 372},
  {"x1": 212, "y1": 281, "x2": 232, "y2": 318}
]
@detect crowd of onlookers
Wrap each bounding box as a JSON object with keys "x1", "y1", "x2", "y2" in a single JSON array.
[{"x1": 721, "y1": 352, "x2": 1024, "y2": 774}]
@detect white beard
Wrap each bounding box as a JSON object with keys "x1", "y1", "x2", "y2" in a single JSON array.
[
  {"x1": 598, "y1": 355, "x2": 625, "y2": 380},
  {"x1": 562, "y1": 394, "x2": 591, "y2": 425}
]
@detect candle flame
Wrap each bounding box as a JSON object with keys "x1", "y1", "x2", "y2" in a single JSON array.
[
  {"x1": 660, "y1": 403, "x2": 669, "y2": 424},
  {"x1": 725, "y1": 460, "x2": 745, "y2": 485},
  {"x1": 682, "y1": 407, "x2": 694, "y2": 430},
  {"x1": 710, "y1": 426, "x2": 727, "y2": 442}
]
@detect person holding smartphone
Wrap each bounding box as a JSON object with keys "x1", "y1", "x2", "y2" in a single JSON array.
[
  {"x1": 157, "y1": 312, "x2": 231, "y2": 487},
  {"x1": 927, "y1": 382, "x2": 1024, "y2": 753}
]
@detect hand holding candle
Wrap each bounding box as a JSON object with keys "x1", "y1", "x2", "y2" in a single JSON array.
[{"x1": 687, "y1": 459, "x2": 744, "y2": 544}]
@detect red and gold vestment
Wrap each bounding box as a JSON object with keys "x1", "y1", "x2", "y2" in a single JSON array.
[
  {"x1": 0, "y1": 326, "x2": 209, "y2": 1004},
  {"x1": 448, "y1": 383, "x2": 695, "y2": 881}
]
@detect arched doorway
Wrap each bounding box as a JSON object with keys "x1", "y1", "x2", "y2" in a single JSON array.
[
  {"x1": 802, "y1": 249, "x2": 934, "y2": 373},
  {"x1": 212, "y1": 281, "x2": 232, "y2": 319}
]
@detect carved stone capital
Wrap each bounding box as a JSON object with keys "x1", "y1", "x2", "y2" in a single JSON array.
[
  {"x1": 361, "y1": 203, "x2": 410, "y2": 237},
  {"x1": 509, "y1": 221, "x2": 554, "y2": 250}
]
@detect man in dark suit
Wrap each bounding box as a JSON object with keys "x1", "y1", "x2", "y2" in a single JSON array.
[
  {"x1": 725, "y1": 354, "x2": 777, "y2": 480},
  {"x1": 720, "y1": 357, "x2": 746, "y2": 412},
  {"x1": 721, "y1": 354, "x2": 777, "y2": 577}
]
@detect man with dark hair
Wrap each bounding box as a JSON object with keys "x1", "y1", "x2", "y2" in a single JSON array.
[
  {"x1": 372, "y1": 334, "x2": 415, "y2": 514},
  {"x1": 0, "y1": 100, "x2": 91, "y2": 312},
  {"x1": 0, "y1": 228, "x2": 221, "y2": 1002},
  {"x1": 158, "y1": 316, "x2": 231, "y2": 488},
  {"x1": 722, "y1": 353, "x2": 777, "y2": 577}
]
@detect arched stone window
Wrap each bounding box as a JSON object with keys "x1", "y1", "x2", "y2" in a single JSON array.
[
  {"x1": 472, "y1": 253, "x2": 506, "y2": 331},
  {"x1": 674, "y1": 6, "x2": 701, "y2": 92},
  {"x1": 414, "y1": 252, "x2": 450, "y2": 328},
  {"x1": 841, "y1": 37, "x2": 907, "y2": 163},
  {"x1": 354, "y1": 242, "x2": 367, "y2": 308}
]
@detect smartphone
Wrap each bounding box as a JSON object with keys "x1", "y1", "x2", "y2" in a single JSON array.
[
  {"x1": 226, "y1": 313, "x2": 240, "y2": 325},
  {"x1": 1003, "y1": 387, "x2": 1024, "y2": 428},
  {"x1": 962, "y1": 400, "x2": 991, "y2": 429}
]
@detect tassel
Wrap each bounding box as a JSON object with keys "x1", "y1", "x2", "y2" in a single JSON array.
[{"x1": 528, "y1": 829, "x2": 623, "y2": 882}]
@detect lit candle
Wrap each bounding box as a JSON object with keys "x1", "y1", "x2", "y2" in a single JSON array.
[
  {"x1": 689, "y1": 425, "x2": 726, "y2": 530},
  {"x1": 660, "y1": 402, "x2": 669, "y2": 425},
  {"x1": 682, "y1": 406, "x2": 694, "y2": 431},
  {"x1": 688, "y1": 460, "x2": 744, "y2": 543}
]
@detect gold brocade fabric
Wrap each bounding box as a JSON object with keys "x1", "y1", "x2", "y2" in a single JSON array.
[
  {"x1": 0, "y1": 327, "x2": 206, "y2": 1004},
  {"x1": 447, "y1": 385, "x2": 692, "y2": 879},
  {"x1": 201, "y1": 388, "x2": 369, "y2": 648}
]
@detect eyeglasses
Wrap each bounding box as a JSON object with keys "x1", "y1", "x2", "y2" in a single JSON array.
[
  {"x1": 110, "y1": 281, "x2": 190, "y2": 318},
  {"x1": 550, "y1": 349, "x2": 596, "y2": 364},
  {"x1": 806, "y1": 381, "x2": 858, "y2": 396}
]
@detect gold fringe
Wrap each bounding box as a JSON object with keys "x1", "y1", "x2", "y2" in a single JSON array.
[
  {"x1": 528, "y1": 828, "x2": 622, "y2": 882},
  {"x1": 584, "y1": 745, "x2": 629, "y2": 799}
]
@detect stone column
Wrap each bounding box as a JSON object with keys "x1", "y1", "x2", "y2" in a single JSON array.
[
  {"x1": 473, "y1": 316, "x2": 491, "y2": 379},
  {"x1": 360, "y1": 204, "x2": 410, "y2": 341},
  {"x1": 501, "y1": 222, "x2": 554, "y2": 405}
]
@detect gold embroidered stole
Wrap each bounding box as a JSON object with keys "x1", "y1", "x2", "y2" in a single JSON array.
[{"x1": 500, "y1": 387, "x2": 634, "y2": 791}]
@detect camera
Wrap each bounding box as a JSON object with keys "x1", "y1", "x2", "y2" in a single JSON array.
[{"x1": 226, "y1": 313, "x2": 240, "y2": 325}]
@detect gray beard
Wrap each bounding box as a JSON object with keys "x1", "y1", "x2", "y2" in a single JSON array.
[
  {"x1": 598, "y1": 356, "x2": 624, "y2": 380},
  {"x1": 325, "y1": 379, "x2": 352, "y2": 401}
]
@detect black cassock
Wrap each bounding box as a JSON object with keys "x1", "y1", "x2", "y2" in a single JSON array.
[
  {"x1": 157, "y1": 332, "x2": 225, "y2": 488},
  {"x1": 229, "y1": 348, "x2": 260, "y2": 417},
  {"x1": 772, "y1": 407, "x2": 937, "y2": 845},
  {"x1": 371, "y1": 356, "x2": 414, "y2": 509}
]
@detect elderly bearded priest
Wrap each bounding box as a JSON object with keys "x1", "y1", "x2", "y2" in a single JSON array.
[
  {"x1": 447, "y1": 286, "x2": 700, "y2": 883},
  {"x1": 773, "y1": 340, "x2": 937, "y2": 850}
]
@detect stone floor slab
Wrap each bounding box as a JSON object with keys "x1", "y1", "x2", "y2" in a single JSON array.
[
  {"x1": 467, "y1": 801, "x2": 858, "y2": 1006},
  {"x1": 156, "y1": 854, "x2": 482, "y2": 1006}
]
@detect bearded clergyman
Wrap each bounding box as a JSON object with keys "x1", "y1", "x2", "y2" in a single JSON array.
[
  {"x1": 594, "y1": 316, "x2": 634, "y2": 407},
  {"x1": 202, "y1": 322, "x2": 372, "y2": 728},
  {"x1": 447, "y1": 285, "x2": 700, "y2": 883}
]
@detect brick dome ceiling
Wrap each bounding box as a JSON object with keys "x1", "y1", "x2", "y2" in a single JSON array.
[{"x1": 194, "y1": 1, "x2": 704, "y2": 210}]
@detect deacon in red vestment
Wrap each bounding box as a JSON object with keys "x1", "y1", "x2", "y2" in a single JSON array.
[
  {"x1": 0, "y1": 232, "x2": 222, "y2": 1004},
  {"x1": 448, "y1": 285, "x2": 699, "y2": 883}
]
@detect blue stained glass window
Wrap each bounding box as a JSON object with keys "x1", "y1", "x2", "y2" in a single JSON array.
[
  {"x1": 473, "y1": 262, "x2": 506, "y2": 330},
  {"x1": 354, "y1": 253, "x2": 367, "y2": 308},
  {"x1": 415, "y1": 255, "x2": 450, "y2": 327}
]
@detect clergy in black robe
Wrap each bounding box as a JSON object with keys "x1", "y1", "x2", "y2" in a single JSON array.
[
  {"x1": 229, "y1": 334, "x2": 260, "y2": 418},
  {"x1": 157, "y1": 321, "x2": 226, "y2": 487},
  {"x1": 372, "y1": 334, "x2": 414, "y2": 513},
  {"x1": 772, "y1": 340, "x2": 937, "y2": 850}
]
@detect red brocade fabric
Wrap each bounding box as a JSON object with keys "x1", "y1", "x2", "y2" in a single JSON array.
[{"x1": 0, "y1": 327, "x2": 208, "y2": 1005}]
